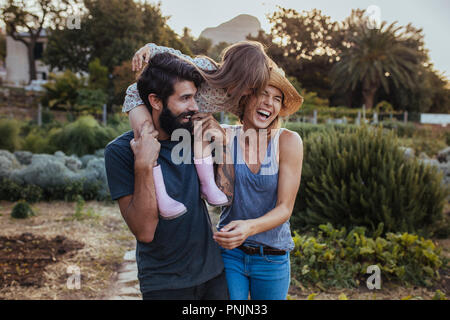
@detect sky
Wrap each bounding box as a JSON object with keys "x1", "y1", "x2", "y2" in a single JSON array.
[{"x1": 157, "y1": 0, "x2": 450, "y2": 79}]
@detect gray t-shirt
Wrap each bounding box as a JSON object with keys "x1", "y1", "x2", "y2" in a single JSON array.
[{"x1": 104, "y1": 131, "x2": 224, "y2": 293}]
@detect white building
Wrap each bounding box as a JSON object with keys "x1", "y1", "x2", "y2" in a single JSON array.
[{"x1": 5, "y1": 30, "x2": 50, "y2": 86}]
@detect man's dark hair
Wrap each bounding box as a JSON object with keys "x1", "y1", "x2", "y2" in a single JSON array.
[{"x1": 137, "y1": 52, "x2": 204, "y2": 113}]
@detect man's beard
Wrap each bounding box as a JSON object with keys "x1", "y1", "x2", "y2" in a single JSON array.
[{"x1": 159, "y1": 104, "x2": 196, "y2": 137}]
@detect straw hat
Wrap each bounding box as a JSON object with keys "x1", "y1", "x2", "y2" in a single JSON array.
[{"x1": 267, "y1": 61, "x2": 304, "y2": 117}]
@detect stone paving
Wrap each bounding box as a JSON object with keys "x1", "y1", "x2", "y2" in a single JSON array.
[{"x1": 108, "y1": 249, "x2": 141, "y2": 300}]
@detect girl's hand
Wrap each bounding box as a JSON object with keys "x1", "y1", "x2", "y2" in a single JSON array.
[
  {"x1": 213, "y1": 220, "x2": 254, "y2": 250},
  {"x1": 132, "y1": 45, "x2": 151, "y2": 72}
]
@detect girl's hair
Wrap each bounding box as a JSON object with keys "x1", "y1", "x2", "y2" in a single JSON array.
[{"x1": 197, "y1": 41, "x2": 271, "y2": 106}]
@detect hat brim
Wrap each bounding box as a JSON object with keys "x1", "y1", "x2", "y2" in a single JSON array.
[
  {"x1": 268, "y1": 68, "x2": 304, "y2": 117},
  {"x1": 229, "y1": 65, "x2": 304, "y2": 118}
]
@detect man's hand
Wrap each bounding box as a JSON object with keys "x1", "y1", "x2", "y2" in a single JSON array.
[
  {"x1": 130, "y1": 121, "x2": 160, "y2": 170},
  {"x1": 132, "y1": 45, "x2": 152, "y2": 72},
  {"x1": 213, "y1": 220, "x2": 254, "y2": 250}
]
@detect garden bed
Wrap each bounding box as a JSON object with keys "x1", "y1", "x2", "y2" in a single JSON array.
[
  {"x1": 0, "y1": 201, "x2": 448, "y2": 300},
  {"x1": 0, "y1": 200, "x2": 135, "y2": 300}
]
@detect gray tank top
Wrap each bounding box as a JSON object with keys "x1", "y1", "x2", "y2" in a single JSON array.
[{"x1": 218, "y1": 126, "x2": 295, "y2": 251}]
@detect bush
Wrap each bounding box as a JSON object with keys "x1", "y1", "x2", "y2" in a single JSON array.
[
  {"x1": 48, "y1": 116, "x2": 116, "y2": 156},
  {"x1": 0, "y1": 178, "x2": 44, "y2": 203},
  {"x1": 11, "y1": 200, "x2": 35, "y2": 219},
  {"x1": 291, "y1": 223, "x2": 445, "y2": 289},
  {"x1": 283, "y1": 122, "x2": 358, "y2": 139},
  {"x1": 71, "y1": 195, "x2": 99, "y2": 221},
  {"x1": 291, "y1": 126, "x2": 449, "y2": 237},
  {"x1": 0, "y1": 119, "x2": 21, "y2": 151}
]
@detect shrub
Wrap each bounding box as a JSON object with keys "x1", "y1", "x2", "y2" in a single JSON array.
[
  {"x1": 0, "y1": 178, "x2": 44, "y2": 203},
  {"x1": 71, "y1": 195, "x2": 99, "y2": 221},
  {"x1": 11, "y1": 200, "x2": 35, "y2": 219},
  {"x1": 48, "y1": 116, "x2": 115, "y2": 156},
  {"x1": 291, "y1": 126, "x2": 449, "y2": 237},
  {"x1": 291, "y1": 223, "x2": 445, "y2": 289},
  {"x1": 0, "y1": 119, "x2": 21, "y2": 151},
  {"x1": 283, "y1": 122, "x2": 358, "y2": 139},
  {"x1": 21, "y1": 128, "x2": 53, "y2": 154}
]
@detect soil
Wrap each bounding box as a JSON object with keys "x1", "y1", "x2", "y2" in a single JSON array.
[
  {"x1": 0, "y1": 201, "x2": 448, "y2": 300},
  {"x1": 0, "y1": 200, "x2": 135, "y2": 300},
  {"x1": 0, "y1": 233, "x2": 84, "y2": 287}
]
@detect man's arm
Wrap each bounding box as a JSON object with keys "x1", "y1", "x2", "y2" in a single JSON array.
[
  {"x1": 106, "y1": 122, "x2": 160, "y2": 243},
  {"x1": 117, "y1": 163, "x2": 159, "y2": 244}
]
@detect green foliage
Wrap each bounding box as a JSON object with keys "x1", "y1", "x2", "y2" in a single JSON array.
[
  {"x1": 283, "y1": 122, "x2": 358, "y2": 139},
  {"x1": 249, "y1": 9, "x2": 340, "y2": 99},
  {"x1": 375, "y1": 101, "x2": 394, "y2": 114},
  {"x1": 398, "y1": 136, "x2": 447, "y2": 158},
  {"x1": 48, "y1": 116, "x2": 115, "y2": 156},
  {"x1": 21, "y1": 127, "x2": 53, "y2": 154},
  {"x1": 0, "y1": 119, "x2": 21, "y2": 151},
  {"x1": 249, "y1": 7, "x2": 449, "y2": 113},
  {"x1": 41, "y1": 57, "x2": 109, "y2": 116},
  {"x1": 331, "y1": 12, "x2": 425, "y2": 110},
  {"x1": 112, "y1": 60, "x2": 135, "y2": 106},
  {"x1": 75, "y1": 88, "x2": 107, "y2": 115},
  {"x1": 0, "y1": 114, "x2": 127, "y2": 156},
  {"x1": 41, "y1": 70, "x2": 85, "y2": 112},
  {"x1": 71, "y1": 195, "x2": 99, "y2": 221},
  {"x1": 291, "y1": 224, "x2": 446, "y2": 289},
  {"x1": 87, "y1": 58, "x2": 109, "y2": 91},
  {"x1": 11, "y1": 200, "x2": 35, "y2": 219},
  {"x1": 380, "y1": 121, "x2": 449, "y2": 157},
  {"x1": 44, "y1": 0, "x2": 190, "y2": 74},
  {"x1": 0, "y1": 178, "x2": 43, "y2": 203},
  {"x1": 291, "y1": 126, "x2": 449, "y2": 237},
  {"x1": 432, "y1": 290, "x2": 447, "y2": 300}
]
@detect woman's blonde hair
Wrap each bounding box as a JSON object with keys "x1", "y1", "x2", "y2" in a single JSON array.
[{"x1": 197, "y1": 41, "x2": 271, "y2": 106}]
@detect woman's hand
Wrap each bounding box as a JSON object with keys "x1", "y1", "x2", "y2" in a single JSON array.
[
  {"x1": 213, "y1": 220, "x2": 254, "y2": 250},
  {"x1": 132, "y1": 45, "x2": 151, "y2": 72}
]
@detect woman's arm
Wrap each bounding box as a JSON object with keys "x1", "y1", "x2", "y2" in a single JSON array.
[{"x1": 213, "y1": 130, "x2": 303, "y2": 249}]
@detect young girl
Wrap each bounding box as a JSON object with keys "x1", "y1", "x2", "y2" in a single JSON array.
[{"x1": 123, "y1": 41, "x2": 272, "y2": 219}]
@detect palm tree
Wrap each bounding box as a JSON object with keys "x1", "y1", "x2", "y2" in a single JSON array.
[{"x1": 331, "y1": 14, "x2": 424, "y2": 110}]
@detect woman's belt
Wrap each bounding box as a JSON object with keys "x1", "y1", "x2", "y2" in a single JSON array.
[{"x1": 237, "y1": 244, "x2": 286, "y2": 256}]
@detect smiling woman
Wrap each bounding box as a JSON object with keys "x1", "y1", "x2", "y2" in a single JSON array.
[{"x1": 213, "y1": 64, "x2": 304, "y2": 300}]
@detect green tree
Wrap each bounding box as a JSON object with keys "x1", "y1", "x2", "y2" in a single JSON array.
[
  {"x1": 181, "y1": 27, "x2": 212, "y2": 56},
  {"x1": 0, "y1": 0, "x2": 74, "y2": 82},
  {"x1": 249, "y1": 8, "x2": 343, "y2": 100},
  {"x1": 44, "y1": 0, "x2": 189, "y2": 74},
  {"x1": 207, "y1": 41, "x2": 230, "y2": 62},
  {"x1": 330, "y1": 10, "x2": 426, "y2": 110}
]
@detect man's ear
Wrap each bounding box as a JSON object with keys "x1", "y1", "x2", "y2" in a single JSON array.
[{"x1": 148, "y1": 94, "x2": 162, "y2": 111}]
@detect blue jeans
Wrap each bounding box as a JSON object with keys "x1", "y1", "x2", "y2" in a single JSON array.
[{"x1": 220, "y1": 246, "x2": 290, "y2": 300}]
